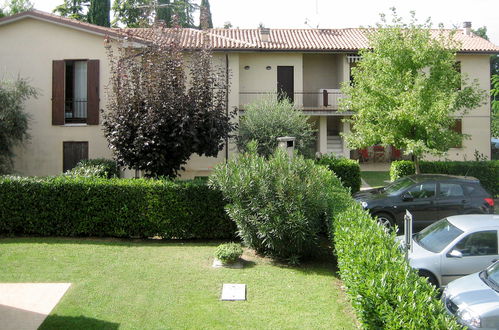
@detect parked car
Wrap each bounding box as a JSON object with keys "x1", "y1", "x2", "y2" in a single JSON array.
[
  {"x1": 354, "y1": 174, "x2": 494, "y2": 229},
  {"x1": 443, "y1": 260, "x2": 499, "y2": 329},
  {"x1": 401, "y1": 214, "x2": 499, "y2": 288}
]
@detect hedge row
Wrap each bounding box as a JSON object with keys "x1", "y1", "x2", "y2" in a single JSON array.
[
  {"x1": 0, "y1": 176, "x2": 236, "y2": 238},
  {"x1": 316, "y1": 155, "x2": 361, "y2": 193},
  {"x1": 329, "y1": 186, "x2": 461, "y2": 329},
  {"x1": 390, "y1": 160, "x2": 499, "y2": 196}
]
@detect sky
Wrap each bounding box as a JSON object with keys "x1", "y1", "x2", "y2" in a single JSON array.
[{"x1": 25, "y1": 0, "x2": 499, "y2": 45}]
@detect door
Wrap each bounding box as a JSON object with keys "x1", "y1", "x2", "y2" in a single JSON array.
[
  {"x1": 398, "y1": 182, "x2": 438, "y2": 227},
  {"x1": 440, "y1": 230, "x2": 499, "y2": 286},
  {"x1": 277, "y1": 66, "x2": 294, "y2": 102},
  {"x1": 435, "y1": 182, "x2": 469, "y2": 218},
  {"x1": 63, "y1": 141, "x2": 88, "y2": 172}
]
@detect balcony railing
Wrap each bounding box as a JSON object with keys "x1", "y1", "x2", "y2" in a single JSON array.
[
  {"x1": 239, "y1": 89, "x2": 345, "y2": 110},
  {"x1": 65, "y1": 99, "x2": 87, "y2": 123}
]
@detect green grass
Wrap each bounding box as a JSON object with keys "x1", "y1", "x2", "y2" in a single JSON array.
[
  {"x1": 0, "y1": 238, "x2": 357, "y2": 329},
  {"x1": 361, "y1": 171, "x2": 390, "y2": 188}
]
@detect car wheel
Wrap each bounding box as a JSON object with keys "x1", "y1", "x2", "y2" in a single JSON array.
[
  {"x1": 418, "y1": 270, "x2": 439, "y2": 288},
  {"x1": 375, "y1": 213, "x2": 394, "y2": 229}
]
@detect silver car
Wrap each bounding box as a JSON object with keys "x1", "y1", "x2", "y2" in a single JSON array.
[
  {"x1": 443, "y1": 261, "x2": 499, "y2": 329},
  {"x1": 403, "y1": 214, "x2": 499, "y2": 288}
]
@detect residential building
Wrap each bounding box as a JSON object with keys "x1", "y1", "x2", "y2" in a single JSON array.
[{"x1": 1, "y1": 10, "x2": 498, "y2": 178}]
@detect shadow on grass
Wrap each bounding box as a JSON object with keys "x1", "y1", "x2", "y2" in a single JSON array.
[{"x1": 39, "y1": 314, "x2": 119, "y2": 330}]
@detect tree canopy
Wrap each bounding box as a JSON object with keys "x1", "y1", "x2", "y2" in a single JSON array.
[
  {"x1": 341, "y1": 9, "x2": 484, "y2": 172},
  {"x1": 1, "y1": 0, "x2": 33, "y2": 16},
  {"x1": 87, "y1": 0, "x2": 110, "y2": 27},
  {"x1": 103, "y1": 27, "x2": 235, "y2": 178}
]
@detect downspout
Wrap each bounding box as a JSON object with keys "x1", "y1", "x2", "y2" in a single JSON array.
[{"x1": 225, "y1": 53, "x2": 229, "y2": 163}]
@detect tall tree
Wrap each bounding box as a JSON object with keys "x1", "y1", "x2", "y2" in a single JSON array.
[
  {"x1": 3, "y1": 0, "x2": 33, "y2": 15},
  {"x1": 88, "y1": 0, "x2": 110, "y2": 27},
  {"x1": 341, "y1": 9, "x2": 484, "y2": 173},
  {"x1": 0, "y1": 78, "x2": 37, "y2": 174},
  {"x1": 492, "y1": 75, "x2": 499, "y2": 137},
  {"x1": 199, "y1": 0, "x2": 212, "y2": 29},
  {"x1": 103, "y1": 27, "x2": 235, "y2": 178},
  {"x1": 112, "y1": 0, "x2": 152, "y2": 27},
  {"x1": 156, "y1": 0, "x2": 172, "y2": 25},
  {"x1": 53, "y1": 0, "x2": 89, "y2": 21}
]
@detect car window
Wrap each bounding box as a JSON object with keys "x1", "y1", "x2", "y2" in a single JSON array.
[
  {"x1": 439, "y1": 183, "x2": 464, "y2": 198},
  {"x1": 452, "y1": 231, "x2": 498, "y2": 257},
  {"x1": 406, "y1": 182, "x2": 436, "y2": 199},
  {"x1": 414, "y1": 219, "x2": 463, "y2": 253},
  {"x1": 384, "y1": 177, "x2": 415, "y2": 196}
]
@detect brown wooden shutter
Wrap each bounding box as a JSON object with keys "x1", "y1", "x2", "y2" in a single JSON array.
[
  {"x1": 87, "y1": 60, "x2": 100, "y2": 125},
  {"x1": 452, "y1": 119, "x2": 463, "y2": 148},
  {"x1": 63, "y1": 141, "x2": 89, "y2": 172},
  {"x1": 52, "y1": 60, "x2": 65, "y2": 125}
]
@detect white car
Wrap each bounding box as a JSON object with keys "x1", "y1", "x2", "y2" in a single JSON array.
[{"x1": 403, "y1": 214, "x2": 499, "y2": 288}]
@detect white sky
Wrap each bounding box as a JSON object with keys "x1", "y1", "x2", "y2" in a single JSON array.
[{"x1": 25, "y1": 0, "x2": 499, "y2": 45}]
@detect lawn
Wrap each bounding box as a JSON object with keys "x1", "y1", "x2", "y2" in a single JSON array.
[
  {"x1": 361, "y1": 171, "x2": 390, "y2": 188},
  {"x1": 0, "y1": 238, "x2": 358, "y2": 329}
]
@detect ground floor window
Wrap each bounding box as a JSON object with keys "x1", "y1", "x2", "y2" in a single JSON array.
[{"x1": 63, "y1": 141, "x2": 88, "y2": 172}]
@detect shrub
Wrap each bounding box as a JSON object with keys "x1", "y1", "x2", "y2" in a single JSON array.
[
  {"x1": 236, "y1": 93, "x2": 316, "y2": 158},
  {"x1": 65, "y1": 158, "x2": 120, "y2": 178},
  {"x1": 209, "y1": 142, "x2": 342, "y2": 264},
  {"x1": 0, "y1": 176, "x2": 235, "y2": 239},
  {"x1": 331, "y1": 187, "x2": 461, "y2": 328},
  {"x1": 214, "y1": 243, "x2": 243, "y2": 264},
  {"x1": 391, "y1": 160, "x2": 499, "y2": 196},
  {"x1": 316, "y1": 154, "x2": 361, "y2": 193}
]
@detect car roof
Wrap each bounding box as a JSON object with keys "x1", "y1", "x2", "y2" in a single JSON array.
[
  {"x1": 408, "y1": 174, "x2": 479, "y2": 183},
  {"x1": 447, "y1": 214, "x2": 499, "y2": 231}
]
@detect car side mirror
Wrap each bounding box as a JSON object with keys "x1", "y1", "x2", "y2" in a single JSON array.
[
  {"x1": 402, "y1": 193, "x2": 413, "y2": 202},
  {"x1": 447, "y1": 249, "x2": 463, "y2": 258}
]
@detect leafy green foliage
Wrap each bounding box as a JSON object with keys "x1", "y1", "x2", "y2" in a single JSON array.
[
  {"x1": 316, "y1": 154, "x2": 361, "y2": 193},
  {"x1": 236, "y1": 94, "x2": 316, "y2": 158},
  {"x1": 341, "y1": 9, "x2": 484, "y2": 172},
  {"x1": 103, "y1": 27, "x2": 234, "y2": 178},
  {"x1": 0, "y1": 78, "x2": 37, "y2": 174},
  {"x1": 2, "y1": 0, "x2": 33, "y2": 15},
  {"x1": 390, "y1": 160, "x2": 499, "y2": 196},
  {"x1": 65, "y1": 158, "x2": 119, "y2": 178},
  {"x1": 332, "y1": 200, "x2": 462, "y2": 329},
  {"x1": 209, "y1": 142, "x2": 341, "y2": 264},
  {"x1": 0, "y1": 176, "x2": 236, "y2": 238},
  {"x1": 214, "y1": 243, "x2": 243, "y2": 264},
  {"x1": 53, "y1": 0, "x2": 89, "y2": 21},
  {"x1": 87, "y1": 0, "x2": 110, "y2": 27},
  {"x1": 492, "y1": 74, "x2": 499, "y2": 137}
]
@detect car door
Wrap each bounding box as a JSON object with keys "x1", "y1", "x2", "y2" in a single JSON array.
[
  {"x1": 399, "y1": 182, "x2": 438, "y2": 226},
  {"x1": 435, "y1": 182, "x2": 469, "y2": 219},
  {"x1": 440, "y1": 230, "x2": 499, "y2": 286}
]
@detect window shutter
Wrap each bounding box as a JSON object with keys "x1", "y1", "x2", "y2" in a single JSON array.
[
  {"x1": 87, "y1": 60, "x2": 100, "y2": 125},
  {"x1": 452, "y1": 119, "x2": 463, "y2": 148},
  {"x1": 52, "y1": 60, "x2": 65, "y2": 125},
  {"x1": 63, "y1": 141, "x2": 89, "y2": 172}
]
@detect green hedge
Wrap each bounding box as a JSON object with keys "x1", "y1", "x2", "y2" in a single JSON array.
[
  {"x1": 0, "y1": 176, "x2": 235, "y2": 238},
  {"x1": 316, "y1": 154, "x2": 361, "y2": 193},
  {"x1": 390, "y1": 160, "x2": 499, "y2": 196},
  {"x1": 330, "y1": 186, "x2": 461, "y2": 328}
]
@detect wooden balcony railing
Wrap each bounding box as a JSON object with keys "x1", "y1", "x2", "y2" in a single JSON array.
[{"x1": 239, "y1": 89, "x2": 345, "y2": 110}]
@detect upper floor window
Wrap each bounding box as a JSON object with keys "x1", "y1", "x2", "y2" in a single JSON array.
[{"x1": 52, "y1": 59, "x2": 99, "y2": 125}]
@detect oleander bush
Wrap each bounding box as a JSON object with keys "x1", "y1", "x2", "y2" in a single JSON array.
[
  {"x1": 330, "y1": 187, "x2": 462, "y2": 329},
  {"x1": 390, "y1": 160, "x2": 499, "y2": 196},
  {"x1": 209, "y1": 142, "x2": 342, "y2": 264},
  {"x1": 214, "y1": 243, "x2": 243, "y2": 264},
  {"x1": 65, "y1": 158, "x2": 120, "y2": 178},
  {"x1": 316, "y1": 154, "x2": 361, "y2": 193},
  {"x1": 0, "y1": 176, "x2": 235, "y2": 238}
]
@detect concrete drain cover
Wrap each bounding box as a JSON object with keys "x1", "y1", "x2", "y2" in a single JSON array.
[{"x1": 221, "y1": 284, "x2": 246, "y2": 301}]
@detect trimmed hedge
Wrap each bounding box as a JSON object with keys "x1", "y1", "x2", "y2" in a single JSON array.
[
  {"x1": 390, "y1": 160, "x2": 499, "y2": 196},
  {"x1": 316, "y1": 154, "x2": 361, "y2": 193},
  {"x1": 330, "y1": 185, "x2": 461, "y2": 328},
  {"x1": 0, "y1": 176, "x2": 235, "y2": 238}
]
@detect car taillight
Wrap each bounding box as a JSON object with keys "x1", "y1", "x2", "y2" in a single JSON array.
[{"x1": 484, "y1": 198, "x2": 495, "y2": 207}]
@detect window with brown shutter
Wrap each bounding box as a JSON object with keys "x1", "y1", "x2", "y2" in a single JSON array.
[
  {"x1": 52, "y1": 59, "x2": 99, "y2": 125},
  {"x1": 63, "y1": 141, "x2": 88, "y2": 172},
  {"x1": 452, "y1": 119, "x2": 462, "y2": 148}
]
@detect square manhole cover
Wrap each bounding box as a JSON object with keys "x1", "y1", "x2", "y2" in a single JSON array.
[{"x1": 221, "y1": 284, "x2": 246, "y2": 301}]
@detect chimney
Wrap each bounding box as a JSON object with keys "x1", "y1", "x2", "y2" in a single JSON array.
[
  {"x1": 462, "y1": 21, "x2": 472, "y2": 36},
  {"x1": 259, "y1": 27, "x2": 270, "y2": 42}
]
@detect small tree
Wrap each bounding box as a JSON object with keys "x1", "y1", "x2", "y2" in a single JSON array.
[
  {"x1": 236, "y1": 94, "x2": 316, "y2": 158},
  {"x1": 103, "y1": 27, "x2": 235, "y2": 178},
  {"x1": 0, "y1": 78, "x2": 37, "y2": 174},
  {"x1": 341, "y1": 9, "x2": 484, "y2": 173}
]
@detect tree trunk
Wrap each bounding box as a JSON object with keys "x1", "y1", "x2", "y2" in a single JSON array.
[{"x1": 414, "y1": 155, "x2": 421, "y2": 174}]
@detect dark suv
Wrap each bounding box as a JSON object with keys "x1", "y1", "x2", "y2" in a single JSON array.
[{"x1": 354, "y1": 174, "x2": 495, "y2": 229}]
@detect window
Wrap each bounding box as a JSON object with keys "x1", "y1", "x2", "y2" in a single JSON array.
[
  {"x1": 406, "y1": 182, "x2": 436, "y2": 199},
  {"x1": 451, "y1": 119, "x2": 462, "y2": 148},
  {"x1": 452, "y1": 231, "x2": 498, "y2": 257},
  {"x1": 439, "y1": 183, "x2": 464, "y2": 198},
  {"x1": 63, "y1": 141, "x2": 88, "y2": 172},
  {"x1": 52, "y1": 59, "x2": 99, "y2": 125}
]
